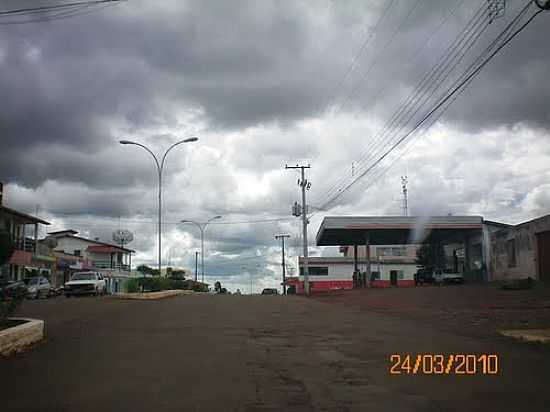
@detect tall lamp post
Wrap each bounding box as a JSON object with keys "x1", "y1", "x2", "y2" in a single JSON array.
[
  {"x1": 120, "y1": 137, "x2": 198, "y2": 277},
  {"x1": 180, "y1": 215, "x2": 222, "y2": 283}
]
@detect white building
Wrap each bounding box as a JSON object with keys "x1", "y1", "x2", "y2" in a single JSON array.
[
  {"x1": 45, "y1": 230, "x2": 134, "y2": 276},
  {"x1": 289, "y1": 245, "x2": 419, "y2": 294}
]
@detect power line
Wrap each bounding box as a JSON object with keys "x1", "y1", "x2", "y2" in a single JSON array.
[
  {"x1": 315, "y1": 0, "x2": 396, "y2": 118},
  {"x1": 318, "y1": 1, "x2": 544, "y2": 209},
  {"x1": 331, "y1": 0, "x2": 425, "y2": 116},
  {"x1": 0, "y1": 0, "x2": 124, "y2": 24},
  {"x1": 312, "y1": 1, "x2": 491, "y2": 209},
  {"x1": 0, "y1": 0, "x2": 121, "y2": 15},
  {"x1": 314, "y1": 0, "x2": 504, "y2": 210}
]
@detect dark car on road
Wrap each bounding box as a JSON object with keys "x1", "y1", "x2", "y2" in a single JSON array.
[
  {"x1": 261, "y1": 288, "x2": 279, "y2": 295},
  {"x1": 415, "y1": 269, "x2": 435, "y2": 285},
  {"x1": 0, "y1": 280, "x2": 28, "y2": 298}
]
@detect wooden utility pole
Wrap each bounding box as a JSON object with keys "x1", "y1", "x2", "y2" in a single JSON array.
[{"x1": 286, "y1": 164, "x2": 311, "y2": 294}]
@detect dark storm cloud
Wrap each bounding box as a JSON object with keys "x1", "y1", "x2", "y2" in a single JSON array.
[
  {"x1": 1, "y1": 0, "x2": 549, "y2": 283},
  {"x1": 2, "y1": 0, "x2": 548, "y2": 189},
  {"x1": 340, "y1": 0, "x2": 550, "y2": 133}
]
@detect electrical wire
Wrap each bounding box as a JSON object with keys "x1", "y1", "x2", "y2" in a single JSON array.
[
  {"x1": 0, "y1": 0, "x2": 121, "y2": 15},
  {"x1": 311, "y1": 1, "x2": 490, "y2": 208},
  {"x1": 331, "y1": 0, "x2": 425, "y2": 116},
  {"x1": 318, "y1": 2, "x2": 543, "y2": 210},
  {"x1": 315, "y1": 0, "x2": 396, "y2": 118},
  {"x1": 0, "y1": 0, "x2": 124, "y2": 24}
]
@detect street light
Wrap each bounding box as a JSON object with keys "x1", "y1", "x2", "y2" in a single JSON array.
[
  {"x1": 120, "y1": 137, "x2": 198, "y2": 277},
  {"x1": 180, "y1": 215, "x2": 222, "y2": 283}
]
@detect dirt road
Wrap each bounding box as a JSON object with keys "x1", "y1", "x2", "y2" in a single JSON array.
[{"x1": 2, "y1": 293, "x2": 550, "y2": 411}]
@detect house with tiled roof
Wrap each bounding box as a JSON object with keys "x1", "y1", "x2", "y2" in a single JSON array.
[{"x1": 45, "y1": 230, "x2": 134, "y2": 277}]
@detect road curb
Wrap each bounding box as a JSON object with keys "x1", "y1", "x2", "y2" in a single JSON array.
[
  {"x1": 499, "y1": 329, "x2": 550, "y2": 344},
  {"x1": 113, "y1": 290, "x2": 195, "y2": 300},
  {"x1": 0, "y1": 318, "x2": 44, "y2": 356}
]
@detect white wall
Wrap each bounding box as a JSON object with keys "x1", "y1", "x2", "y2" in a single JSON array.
[
  {"x1": 299, "y1": 261, "x2": 417, "y2": 281},
  {"x1": 55, "y1": 237, "x2": 93, "y2": 259}
]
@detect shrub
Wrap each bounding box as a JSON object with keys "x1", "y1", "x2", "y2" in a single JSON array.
[
  {"x1": 170, "y1": 279, "x2": 186, "y2": 290},
  {"x1": 126, "y1": 278, "x2": 141, "y2": 293},
  {"x1": 192, "y1": 283, "x2": 208, "y2": 293},
  {"x1": 125, "y1": 276, "x2": 198, "y2": 293}
]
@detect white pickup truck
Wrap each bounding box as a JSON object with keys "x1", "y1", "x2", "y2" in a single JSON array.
[
  {"x1": 64, "y1": 271, "x2": 107, "y2": 297},
  {"x1": 433, "y1": 269, "x2": 464, "y2": 284}
]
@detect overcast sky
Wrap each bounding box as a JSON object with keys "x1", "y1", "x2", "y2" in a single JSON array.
[{"x1": 1, "y1": 0, "x2": 549, "y2": 292}]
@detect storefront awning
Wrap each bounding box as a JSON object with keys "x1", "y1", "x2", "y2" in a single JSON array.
[{"x1": 8, "y1": 250, "x2": 33, "y2": 266}]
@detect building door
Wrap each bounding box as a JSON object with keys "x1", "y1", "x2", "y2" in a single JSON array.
[
  {"x1": 390, "y1": 270, "x2": 398, "y2": 286},
  {"x1": 537, "y1": 231, "x2": 550, "y2": 281}
]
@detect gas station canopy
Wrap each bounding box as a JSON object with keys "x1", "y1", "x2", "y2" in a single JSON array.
[{"x1": 316, "y1": 216, "x2": 484, "y2": 246}]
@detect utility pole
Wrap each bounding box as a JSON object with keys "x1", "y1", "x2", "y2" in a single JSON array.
[
  {"x1": 401, "y1": 176, "x2": 408, "y2": 217},
  {"x1": 194, "y1": 251, "x2": 199, "y2": 282},
  {"x1": 275, "y1": 234, "x2": 290, "y2": 295},
  {"x1": 286, "y1": 164, "x2": 311, "y2": 295}
]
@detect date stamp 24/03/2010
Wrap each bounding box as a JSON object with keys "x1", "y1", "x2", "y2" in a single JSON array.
[{"x1": 389, "y1": 354, "x2": 499, "y2": 375}]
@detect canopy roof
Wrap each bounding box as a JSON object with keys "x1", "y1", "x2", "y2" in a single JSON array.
[
  {"x1": 316, "y1": 216, "x2": 484, "y2": 246},
  {"x1": 0, "y1": 205, "x2": 50, "y2": 225}
]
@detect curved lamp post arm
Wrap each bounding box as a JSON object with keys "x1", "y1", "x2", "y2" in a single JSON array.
[
  {"x1": 121, "y1": 141, "x2": 161, "y2": 176},
  {"x1": 180, "y1": 219, "x2": 203, "y2": 235},
  {"x1": 160, "y1": 137, "x2": 199, "y2": 174}
]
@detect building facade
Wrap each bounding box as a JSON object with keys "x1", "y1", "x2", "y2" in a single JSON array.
[
  {"x1": 489, "y1": 214, "x2": 550, "y2": 281},
  {"x1": 289, "y1": 245, "x2": 419, "y2": 293},
  {"x1": 45, "y1": 230, "x2": 134, "y2": 274},
  {"x1": 0, "y1": 192, "x2": 51, "y2": 282}
]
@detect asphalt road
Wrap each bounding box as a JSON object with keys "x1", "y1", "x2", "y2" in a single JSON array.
[{"x1": 2, "y1": 294, "x2": 550, "y2": 411}]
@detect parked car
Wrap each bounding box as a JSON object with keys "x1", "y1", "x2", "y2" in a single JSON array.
[
  {"x1": 261, "y1": 288, "x2": 279, "y2": 295},
  {"x1": 415, "y1": 269, "x2": 435, "y2": 285},
  {"x1": 433, "y1": 269, "x2": 464, "y2": 285},
  {"x1": 64, "y1": 271, "x2": 106, "y2": 297},
  {"x1": 0, "y1": 280, "x2": 28, "y2": 298},
  {"x1": 26, "y1": 276, "x2": 52, "y2": 299}
]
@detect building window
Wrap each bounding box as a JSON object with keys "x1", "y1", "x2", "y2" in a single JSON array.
[
  {"x1": 299, "y1": 266, "x2": 328, "y2": 276},
  {"x1": 397, "y1": 270, "x2": 404, "y2": 280},
  {"x1": 507, "y1": 239, "x2": 516, "y2": 268},
  {"x1": 370, "y1": 271, "x2": 380, "y2": 281},
  {"x1": 376, "y1": 247, "x2": 406, "y2": 257},
  {"x1": 74, "y1": 250, "x2": 81, "y2": 257}
]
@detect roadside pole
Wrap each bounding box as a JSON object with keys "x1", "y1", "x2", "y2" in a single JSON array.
[
  {"x1": 275, "y1": 234, "x2": 290, "y2": 295},
  {"x1": 286, "y1": 164, "x2": 311, "y2": 295}
]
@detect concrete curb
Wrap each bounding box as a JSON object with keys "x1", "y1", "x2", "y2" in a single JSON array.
[
  {"x1": 114, "y1": 290, "x2": 197, "y2": 300},
  {"x1": 499, "y1": 329, "x2": 550, "y2": 344},
  {"x1": 0, "y1": 318, "x2": 44, "y2": 356}
]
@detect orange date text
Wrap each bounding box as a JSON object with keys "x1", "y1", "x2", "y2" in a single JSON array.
[{"x1": 389, "y1": 354, "x2": 499, "y2": 375}]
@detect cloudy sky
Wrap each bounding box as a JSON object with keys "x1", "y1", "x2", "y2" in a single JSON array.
[{"x1": 1, "y1": 0, "x2": 549, "y2": 292}]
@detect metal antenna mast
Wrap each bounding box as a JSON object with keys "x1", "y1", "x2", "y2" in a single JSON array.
[{"x1": 401, "y1": 176, "x2": 408, "y2": 216}]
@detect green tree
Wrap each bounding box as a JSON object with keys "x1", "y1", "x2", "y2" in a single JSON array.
[
  {"x1": 136, "y1": 264, "x2": 160, "y2": 276},
  {"x1": 416, "y1": 243, "x2": 446, "y2": 271}
]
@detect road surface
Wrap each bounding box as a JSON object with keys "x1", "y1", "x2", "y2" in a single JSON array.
[{"x1": 2, "y1": 294, "x2": 550, "y2": 411}]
